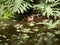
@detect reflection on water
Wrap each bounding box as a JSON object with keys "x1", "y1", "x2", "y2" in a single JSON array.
[{"x1": 0, "y1": 18, "x2": 60, "y2": 45}]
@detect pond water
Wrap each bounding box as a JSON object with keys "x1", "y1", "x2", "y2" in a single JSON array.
[{"x1": 0, "y1": 16, "x2": 60, "y2": 45}]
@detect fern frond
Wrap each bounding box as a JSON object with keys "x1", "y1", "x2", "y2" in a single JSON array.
[
  {"x1": 33, "y1": 0, "x2": 60, "y2": 18},
  {"x1": 7, "y1": 0, "x2": 32, "y2": 13},
  {"x1": 0, "y1": 0, "x2": 32, "y2": 20}
]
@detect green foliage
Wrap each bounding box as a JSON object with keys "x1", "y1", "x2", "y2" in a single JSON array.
[
  {"x1": 0, "y1": 0, "x2": 32, "y2": 20},
  {"x1": 33, "y1": 0, "x2": 60, "y2": 18},
  {"x1": 1, "y1": 0, "x2": 60, "y2": 20},
  {"x1": 36, "y1": 20, "x2": 60, "y2": 29},
  {"x1": 0, "y1": 0, "x2": 60, "y2": 45},
  {"x1": 10, "y1": 0, "x2": 32, "y2": 13},
  {"x1": 25, "y1": 0, "x2": 34, "y2": 2}
]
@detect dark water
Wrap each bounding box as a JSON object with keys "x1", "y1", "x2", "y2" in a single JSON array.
[{"x1": 0, "y1": 16, "x2": 60, "y2": 45}]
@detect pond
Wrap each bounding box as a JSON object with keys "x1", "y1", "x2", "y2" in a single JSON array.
[{"x1": 0, "y1": 16, "x2": 60, "y2": 45}]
